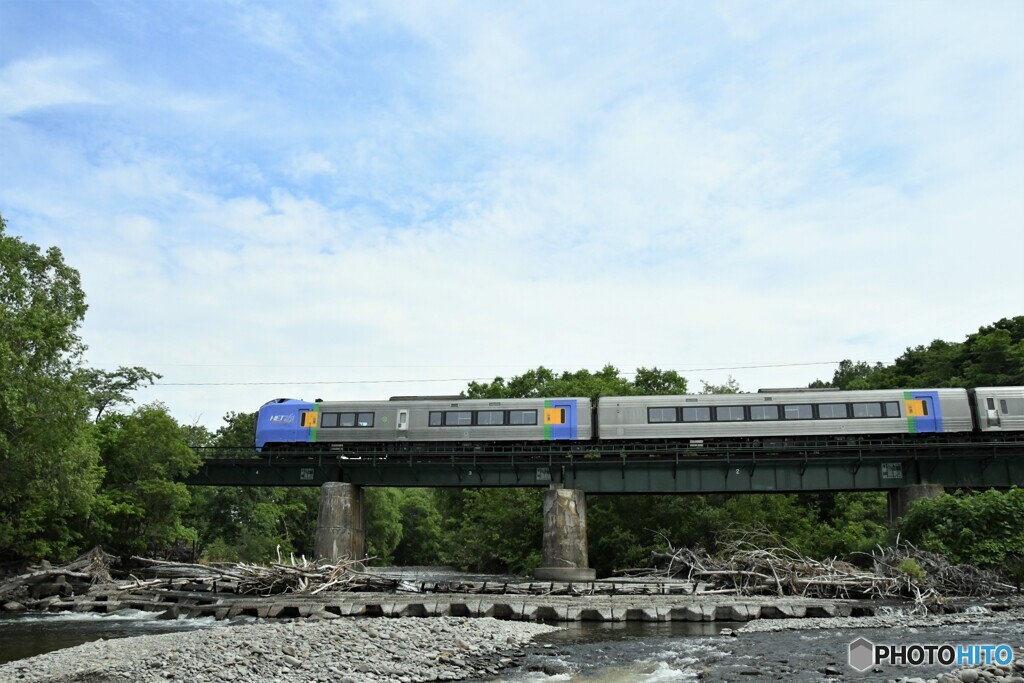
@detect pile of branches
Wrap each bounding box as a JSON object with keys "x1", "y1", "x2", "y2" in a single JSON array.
[
  {"x1": 869, "y1": 541, "x2": 1012, "y2": 599},
  {"x1": 1, "y1": 547, "x2": 118, "y2": 607},
  {"x1": 128, "y1": 549, "x2": 402, "y2": 596},
  {"x1": 635, "y1": 532, "x2": 1015, "y2": 607}
]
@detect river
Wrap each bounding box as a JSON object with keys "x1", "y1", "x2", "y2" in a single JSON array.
[{"x1": 2, "y1": 608, "x2": 1021, "y2": 681}]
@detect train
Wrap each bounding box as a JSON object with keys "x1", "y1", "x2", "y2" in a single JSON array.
[{"x1": 254, "y1": 386, "x2": 1024, "y2": 452}]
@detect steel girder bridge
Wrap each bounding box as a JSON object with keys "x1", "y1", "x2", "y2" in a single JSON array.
[{"x1": 183, "y1": 436, "x2": 1024, "y2": 494}]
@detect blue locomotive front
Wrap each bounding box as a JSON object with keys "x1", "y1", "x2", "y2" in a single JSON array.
[{"x1": 255, "y1": 398, "x2": 317, "y2": 451}]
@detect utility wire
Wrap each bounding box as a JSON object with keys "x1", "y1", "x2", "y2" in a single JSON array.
[{"x1": 150, "y1": 361, "x2": 850, "y2": 387}]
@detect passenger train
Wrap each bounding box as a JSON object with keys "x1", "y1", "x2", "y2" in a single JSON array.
[{"x1": 255, "y1": 387, "x2": 1024, "y2": 452}]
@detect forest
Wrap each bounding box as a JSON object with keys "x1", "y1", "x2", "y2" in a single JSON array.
[{"x1": 2, "y1": 214, "x2": 1023, "y2": 578}]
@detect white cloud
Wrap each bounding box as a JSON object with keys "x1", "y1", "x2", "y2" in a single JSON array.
[
  {"x1": 0, "y1": 54, "x2": 106, "y2": 115},
  {"x1": 1, "y1": 2, "x2": 1021, "y2": 429}
]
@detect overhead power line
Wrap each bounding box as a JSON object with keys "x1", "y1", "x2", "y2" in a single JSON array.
[{"x1": 150, "y1": 361, "x2": 850, "y2": 387}]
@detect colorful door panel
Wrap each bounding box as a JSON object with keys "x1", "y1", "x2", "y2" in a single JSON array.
[
  {"x1": 545, "y1": 399, "x2": 578, "y2": 440},
  {"x1": 905, "y1": 391, "x2": 942, "y2": 433}
]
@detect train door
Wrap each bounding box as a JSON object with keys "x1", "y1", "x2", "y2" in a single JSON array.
[
  {"x1": 905, "y1": 391, "x2": 941, "y2": 433},
  {"x1": 545, "y1": 400, "x2": 578, "y2": 440},
  {"x1": 397, "y1": 409, "x2": 409, "y2": 440}
]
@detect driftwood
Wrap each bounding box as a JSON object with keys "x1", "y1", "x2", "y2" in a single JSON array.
[
  {"x1": 630, "y1": 533, "x2": 1015, "y2": 611},
  {"x1": 0, "y1": 547, "x2": 117, "y2": 606}
]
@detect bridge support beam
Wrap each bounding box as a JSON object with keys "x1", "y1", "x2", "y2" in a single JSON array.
[
  {"x1": 314, "y1": 482, "x2": 365, "y2": 562},
  {"x1": 534, "y1": 486, "x2": 596, "y2": 581},
  {"x1": 887, "y1": 483, "x2": 945, "y2": 528}
]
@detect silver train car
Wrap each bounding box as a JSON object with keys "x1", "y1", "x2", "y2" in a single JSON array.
[
  {"x1": 596, "y1": 389, "x2": 975, "y2": 441},
  {"x1": 973, "y1": 387, "x2": 1024, "y2": 433},
  {"x1": 255, "y1": 387, "x2": 1024, "y2": 451},
  {"x1": 256, "y1": 397, "x2": 592, "y2": 450}
]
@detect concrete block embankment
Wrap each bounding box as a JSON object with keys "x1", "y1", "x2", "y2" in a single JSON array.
[{"x1": 50, "y1": 586, "x2": 865, "y2": 624}]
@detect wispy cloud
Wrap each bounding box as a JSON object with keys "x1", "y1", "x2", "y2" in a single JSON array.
[{"x1": 0, "y1": 1, "x2": 1021, "y2": 427}]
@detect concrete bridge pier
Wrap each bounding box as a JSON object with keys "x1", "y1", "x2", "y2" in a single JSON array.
[
  {"x1": 534, "y1": 485, "x2": 597, "y2": 581},
  {"x1": 314, "y1": 482, "x2": 366, "y2": 562},
  {"x1": 887, "y1": 483, "x2": 945, "y2": 528}
]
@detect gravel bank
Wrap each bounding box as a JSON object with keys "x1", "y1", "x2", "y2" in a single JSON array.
[
  {"x1": 737, "y1": 606, "x2": 1024, "y2": 633},
  {"x1": 728, "y1": 607, "x2": 1024, "y2": 683},
  {"x1": 0, "y1": 616, "x2": 560, "y2": 682}
]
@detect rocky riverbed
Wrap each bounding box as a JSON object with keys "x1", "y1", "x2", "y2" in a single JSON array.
[
  {"x1": 2, "y1": 604, "x2": 1023, "y2": 682},
  {"x1": 0, "y1": 616, "x2": 558, "y2": 682}
]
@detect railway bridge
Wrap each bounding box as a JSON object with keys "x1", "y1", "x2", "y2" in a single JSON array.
[{"x1": 184, "y1": 436, "x2": 1024, "y2": 580}]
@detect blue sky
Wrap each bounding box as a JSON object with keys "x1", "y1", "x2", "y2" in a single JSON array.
[{"x1": 2, "y1": 1, "x2": 1022, "y2": 429}]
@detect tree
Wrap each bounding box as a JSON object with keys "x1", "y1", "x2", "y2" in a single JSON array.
[
  {"x1": 89, "y1": 404, "x2": 201, "y2": 557},
  {"x1": 899, "y1": 488, "x2": 1024, "y2": 569},
  {"x1": 0, "y1": 216, "x2": 102, "y2": 560},
  {"x1": 700, "y1": 376, "x2": 741, "y2": 394},
  {"x1": 444, "y1": 488, "x2": 544, "y2": 574},
  {"x1": 467, "y1": 364, "x2": 637, "y2": 401},
  {"x1": 392, "y1": 489, "x2": 445, "y2": 566},
  {"x1": 187, "y1": 411, "x2": 320, "y2": 562},
  {"x1": 75, "y1": 366, "x2": 162, "y2": 421},
  {"x1": 632, "y1": 367, "x2": 689, "y2": 395},
  {"x1": 813, "y1": 316, "x2": 1024, "y2": 390}
]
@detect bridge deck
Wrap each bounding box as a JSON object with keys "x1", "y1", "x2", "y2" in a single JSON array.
[{"x1": 184, "y1": 437, "x2": 1024, "y2": 492}]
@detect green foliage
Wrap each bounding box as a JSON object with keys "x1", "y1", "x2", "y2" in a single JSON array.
[
  {"x1": 74, "y1": 366, "x2": 162, "y2": 421},
  {"x1": 392, "y1": 489, "x2": 445, "y2": 566},
  {"x1": 442, "y1": 489, "x2": 544, "y2": 574},
  {"x1": 897, "y1": 558, "x2": 926, "y2": 582},
  {"x1": 365, "y1": 487, "x2": 403, "y2": 563},
  {"x1": 815, "y1": 317, "x2": 1024, "y2": 389},
  {"x1": 700, "y1": 376, "x2": 741, "y2": 394},
  {"x1": 466, "y1": 364, "x2": 687, "y2": 401},
  {"x1": 899, "y1": 488, "x2": 1024, "y2": 567},
  {"x1": 588, "y1": 495, "x2": 722, "y2": 575},
  {"x1": 0, "y1": 216, "x2": 102, "y2": 561},
  {"x1": 187, "y1": 412, "x2": 319, "y2": 562},
  {"x1": 89, "y1": 404, "x2": 201, "y2": 557}
]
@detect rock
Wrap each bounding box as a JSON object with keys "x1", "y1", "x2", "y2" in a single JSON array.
[
  {"x1": 961, "y1": 669, "x2": 981, "y2": 683},
  {"x1": 2, "y1": 601, "x2": 26, "y2": 611}
]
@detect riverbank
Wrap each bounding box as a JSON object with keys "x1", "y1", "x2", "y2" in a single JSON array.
[
  {"x1": 2, "y1": 604, "x2": 1022, "y2": 682},
  {"x1": 0, "y1": 615, "x2": 559, "y2": 682}
]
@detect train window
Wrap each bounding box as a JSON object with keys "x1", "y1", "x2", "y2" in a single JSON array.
[
  {"x1": 445, "y1": 411, "x2": 472, "y2": 426},
  {"x1": 716, "y1": 406, "x2": 745, "y2": 421},
  {"x1": 1000, "y1": 400, "x2": 1009, "y2": 413},
  {"x1": 339, "y1": 413, "x2": 356, "y2": 427},
  {"x1": 320, "y1": 412, "x2": 339, "y2": 428},
  {"x1": 987, "y1": 397, "x2": 996, "y2": 410},
  {"x1": 682, "y1": 407, "x2": 711, "y2": 422},
  {"x1": 884, "y1": 402, "x2": 901, "y2": 417},
  {"x1": 783, "y1": 404, "x2": 813, "y2": 420},
  {"x1": 750, "y1": 405, "x2": 779, "y2": 421},
  {"x1": 357, "y1": 412, "x2": 374, "y2": 427},
  {"x1": 648, "y1": 407, "x2": 677, "y2": 423},
  {"x1": 819, "y1": 403, "x2": 848, "y2": 419},
  {"x1": 852, "y1": 402, "x2": 883, "y2": 418},
  {"x1": 477, "y1": 410, "x2": 505, "y2": 425},
  {"x1": 509, "y1": 410, "x2": 538, "y2": 425},
  {"x1": 429, "y1": 411, "x2": 442, "y2": 426}
]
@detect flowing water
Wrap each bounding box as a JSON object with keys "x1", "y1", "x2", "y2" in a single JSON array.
[
  {"x1": 499, "y1": 616, "x2": 1024, "y2": 681},
  {"x1": 0, "y1": 610, "x2": 234, "y2": 665}
]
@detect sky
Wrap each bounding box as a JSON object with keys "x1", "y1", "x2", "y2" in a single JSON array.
[{"x1": 1, "y1": 1, "x2": 1022, "y2": 431}]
